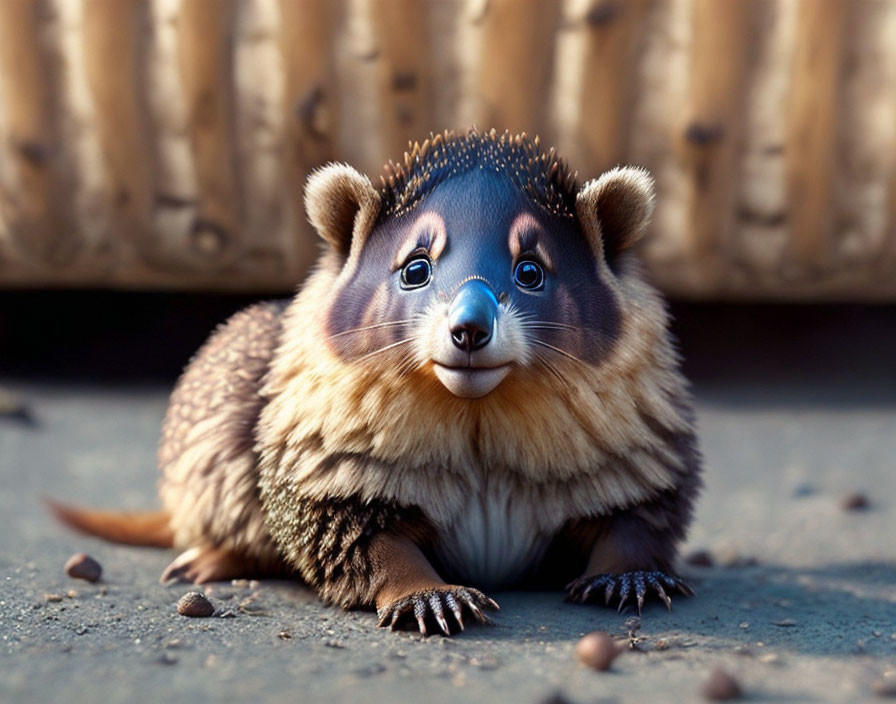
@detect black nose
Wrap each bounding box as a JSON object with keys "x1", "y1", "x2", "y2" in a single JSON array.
[
  {"x1": 451, "y1": 323, "x2": 491, "y2": 352},
  {"x1": 448, "y1": 279, "x2": 497, "y2": 353}
]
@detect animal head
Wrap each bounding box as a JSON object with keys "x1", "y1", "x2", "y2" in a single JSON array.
[{"x1": 304, "y1": 129, "x2": 655, "y2": 399}]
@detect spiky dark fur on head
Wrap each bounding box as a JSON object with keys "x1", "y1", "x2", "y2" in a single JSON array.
[{"x1": 378, "y1": 128, "x2": 579, "y2": 221}]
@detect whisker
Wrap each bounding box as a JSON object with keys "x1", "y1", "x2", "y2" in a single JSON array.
[
  {"x1": 531, "y1": 339, "x2": 588, "y2": 365},
  {"x1": 329, "y1": 319, "x2": 415, "y2": 338},
  {"x1": 356, "y1": 337, "x2": 415, "y2": 362},
  {"x1": 532, "y1": 349, "x2": 568, "y2": 385},
  {"x1": 394, "y1": 347, "x2": 423, "y2": 378},
  {"x1": 526, "y1": 319, "x2": 579, "y2": 330},
  {"x1": 523, "y1": 320, "x2": 603, "y2": 336}
]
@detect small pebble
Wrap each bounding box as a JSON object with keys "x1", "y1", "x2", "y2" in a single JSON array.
[
  {"x1": 0, "y1": 387, "x2": 32, "y2": 422},
  {"x1": 716, "y1": 548, "x2": 758, "y2": 568},
  {"x1": 278, "y1": 631, "x2": 292, "y2": 640},
  {"x1": 64, "y1": 553, "x2": 102, "y2": 583},
  {"x1": 538, "y1": 693, "x2": 572, "y2": 704},
  {"x1": 773, "y1": 618, "x2": 796, "y2": 627},
  {"x1": 353, "y1": 663, "x2": 386, "y2": 678},
  {"x1": 177, "y1": 592, "x2": 215, "y2": 618},
  {"x1": 44, "y1": 593, "x2": 63, "y2": 603},
  {"x1": 701, "y1": 666, "x2": 743, "y2": 700},
  {"x1": 791, "y1": 482, "x2": 815, "y2": 498},
  {"x1": 840, "y1": 492, "x2": 870, "y2": 511},
  {"x1": 875, "y1": 674, "x2": 896, "y2": 698},
  {"x1": 575, "y1": 631, "x2": 621, "y2": 671},
  {"x1": 470, "y1": 655, "x2": 500, "y2": 670},
  {"x1": 684, "y1": 549, "x2": 715, "y2": 567}
]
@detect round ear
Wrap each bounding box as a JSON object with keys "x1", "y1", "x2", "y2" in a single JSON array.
[
  {"x1": 575, "y1": 166, "x2": 655, "y2": 261},
  {"x1": 304, "y1": 163, "x2": 380, "y2": 258}
]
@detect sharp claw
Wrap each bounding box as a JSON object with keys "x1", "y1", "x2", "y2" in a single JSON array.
[
  {"x1": 617, "y1": 574, "x2": 632, "y2": 612},
  {"x1": 655, "y1": 583, "x2": 672, "y2": 611},
  {"x1": 467, "y1": 600, "x2": 486, "y2": 623},
  {"x1": 390, "y1": 608, "x2": 401, "y2": 630},
  {"x1": 604, "y1": 580, "x2": 616, "y2": 605},
  {"x1": 677, "y1": 580, "x2": 696, "y2": 597},
  {"x1": 445, "y1": 593, "x2": 464, "y2": 630},
  {"x1": 431, "y1": 595, "x2": 450, "y2": 635},
  {"x1": 485, "y1": 597, "x2": 500, "y2": 611},
  {"x1": 435, "y1": 613, "x2": 450, "y2": 635},
  {"x1": 413, "y1": 598, "x2": 428, "y2": 636},
  {"x1": 634, "y1": 573, "x2": 647, "y2": 615},
  {"x1": 458, "y1": 590, "x2": 487, "y2": 623}
]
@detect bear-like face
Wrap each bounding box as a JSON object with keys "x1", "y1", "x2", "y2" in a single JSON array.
[{"x1": 325, "y1": 169, "x2": 622, "y2": 398}]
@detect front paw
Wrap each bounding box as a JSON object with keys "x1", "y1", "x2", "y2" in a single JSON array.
[
  {"x1": 565, "y1": 570, "x2": 694, "y2": 614},
  {"x1": 376, "y1": 586, "x2": 500, "y2": 636}
]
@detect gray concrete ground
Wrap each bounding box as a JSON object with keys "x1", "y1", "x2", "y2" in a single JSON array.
[{"x1": 1, "y1": 300, "x2": 895, "y2": 703}]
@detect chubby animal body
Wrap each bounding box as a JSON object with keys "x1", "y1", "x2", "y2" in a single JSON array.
[{"x1": 51, "y1": 129, "x2": 701, "y2": 635}]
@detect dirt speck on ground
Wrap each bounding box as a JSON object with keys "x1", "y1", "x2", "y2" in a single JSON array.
[{"x1": 700, "y1": 666, "x2": 743, "y2": 700}]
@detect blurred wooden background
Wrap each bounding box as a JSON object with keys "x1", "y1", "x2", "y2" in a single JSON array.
[{"x1": 1, "y1": 0, "x2": 895, "y2": 300}]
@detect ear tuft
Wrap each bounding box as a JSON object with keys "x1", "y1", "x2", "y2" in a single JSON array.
[
  {"x1": 304, "y1": 163, "x2": 380, "y2": 257},
  {"x1": 575, "y1": 166, "x2": 656, "y2": 260}
]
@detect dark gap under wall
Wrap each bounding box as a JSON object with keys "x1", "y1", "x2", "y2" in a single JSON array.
[{"x1": 1, "y1": 291, "x2": 894, "y2": 406}]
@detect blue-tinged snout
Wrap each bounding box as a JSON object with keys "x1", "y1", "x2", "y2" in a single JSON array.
[
  {"x1": 431, "y1": 279, "x2": 513, "y2": 399},
  {"x1": 449, "y1": 279, "x2": 498, "y2": 353}
]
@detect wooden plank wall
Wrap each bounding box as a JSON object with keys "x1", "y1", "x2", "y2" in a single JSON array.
[{"x1": 1, "y1": 0, "x2": 895, "y2": 300}]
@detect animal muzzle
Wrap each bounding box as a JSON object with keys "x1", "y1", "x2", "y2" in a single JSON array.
[
  {"x1": 432, "y1": 279, "x2": 512, "y2": 399},
  {"x1": 448, "y1": 279, "x2": 497, "y2": 352}
]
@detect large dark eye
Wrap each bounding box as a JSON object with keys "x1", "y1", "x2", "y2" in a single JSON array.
[
  {"x1": 400, "y1": 255, "x2": 432, "y2": 289},
  {"x1": 513, "y1": 260, "x2": 545, "y2": 290}
]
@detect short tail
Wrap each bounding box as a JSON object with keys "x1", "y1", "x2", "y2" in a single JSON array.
[{"x1": 45, "y1": 497, "x2": 174, "y2": 548}]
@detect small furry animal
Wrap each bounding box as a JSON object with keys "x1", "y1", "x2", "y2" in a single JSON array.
[{"x1": 51, "y1": 129, "x2": 701, "y2": 635}]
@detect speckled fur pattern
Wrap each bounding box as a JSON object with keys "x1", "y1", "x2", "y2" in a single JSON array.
[
  {"x1": 263, "y1": 495, "x2": 433, "y2": 608},
  {"x1": 159, "y1": 300, "x2": 287, "y2": 572}
]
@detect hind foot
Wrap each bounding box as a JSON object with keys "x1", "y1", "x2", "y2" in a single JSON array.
[
  {"x1": 161, "y1": 545, "x2": 251, "y2": 584},
  {"x1": 565, "y1": 570, "x2": 694, "y2": 614}
]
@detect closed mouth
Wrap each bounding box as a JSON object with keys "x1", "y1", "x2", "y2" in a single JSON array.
[
  {"x1": 431, "y1": 362, "x2": 512, "y2": 399},
  {"x1": 432, "y1": 363, "x2": 509, "y2": 372}
]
